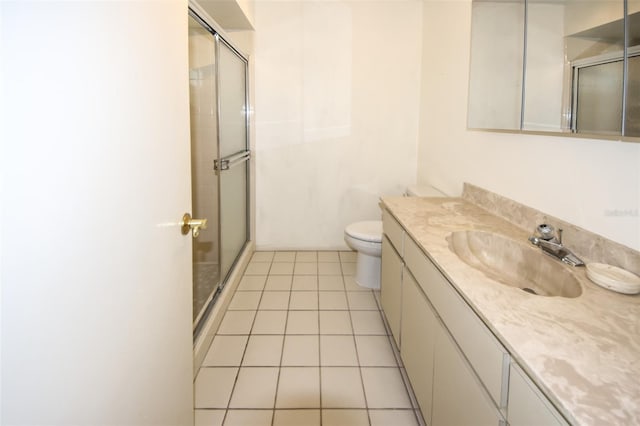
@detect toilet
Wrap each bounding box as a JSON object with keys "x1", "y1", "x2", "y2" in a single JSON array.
[
  {"x1": 344, "y1": 221, "x2": 384, "y2": 289},
  {"x1": 344, "y1": 185, "x2": 446, "y2": 289}
]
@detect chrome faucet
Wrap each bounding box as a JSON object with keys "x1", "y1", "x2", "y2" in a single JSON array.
[{"x1": 528, "y1": 224, "x2": 585, "y2": 267}]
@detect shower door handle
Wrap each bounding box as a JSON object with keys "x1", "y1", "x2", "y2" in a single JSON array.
[
  {"x1": 214, "y1": 150, "x2": 250, "y2": 171},
  {"x1": 180, "y1": 213, "x2": 208, "y2": 238}
]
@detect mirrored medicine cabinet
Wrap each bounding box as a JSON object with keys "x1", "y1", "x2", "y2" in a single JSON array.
[{"x1": 468, "y1": 0, "x2": 640, "y2": 140}]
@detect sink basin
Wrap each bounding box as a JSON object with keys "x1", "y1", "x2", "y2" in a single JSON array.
[{"x1": 447, "y1": 230, "x2": 582, "y2": 298}]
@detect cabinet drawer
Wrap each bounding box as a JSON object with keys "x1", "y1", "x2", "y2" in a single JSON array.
[
  {"x1": 404, "y1": 235, "x2": 508, "y2": 408},
  {"x1": 382, "y1": 208, "x2": 404, "y2": 257},
  {"x1": 508, "y1": 363, "x2": 568, "y2": 426}
]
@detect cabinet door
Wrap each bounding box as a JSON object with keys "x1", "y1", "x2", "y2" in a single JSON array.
[
  {"x1": 508, "y1": 363, "x2": 568, "y2": 426},
  {"x1": 382, "y1": 208, "x2": 404, "y2": 257},
  {"x1": 432, "y1": 322, "x2": 503, "y2": 426},
  {"x1": 381, "y1": 235, "x2": 403, "y2": 347},
  {"x1": 401, "y1": 270, "x2": 437, "y2": 424},
  {"x1": 405, "y1": 235, "x2": 507, "y2": 407}
]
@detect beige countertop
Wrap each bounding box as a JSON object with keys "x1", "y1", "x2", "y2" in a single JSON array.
[{"x1": 380, "y1": 195, "x2": 640, "y2": 426}]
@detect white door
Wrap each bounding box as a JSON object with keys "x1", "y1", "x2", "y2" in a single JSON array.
[{"x1": 1, "y1": 2, "x2": 193, "y2": 424}]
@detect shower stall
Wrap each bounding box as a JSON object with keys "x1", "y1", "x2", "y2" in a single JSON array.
[{"x1": 188, "y1": 9, "x2": 250, "y2": 335}]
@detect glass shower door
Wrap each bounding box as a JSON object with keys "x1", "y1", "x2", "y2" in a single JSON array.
[
  {"x1": 216, "y1": 38, "x2": 250, "y2": 282},
  {"x1": 188, "y1": 10, "x2": 250, "y2": 332},
  {"x1": 188, "y1": 15, "x2": 220, "y2": 325}
]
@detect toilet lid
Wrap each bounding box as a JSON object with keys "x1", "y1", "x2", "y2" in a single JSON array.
[{"x1": 345, "y1": 221, "x2": 383, "y2": 243}]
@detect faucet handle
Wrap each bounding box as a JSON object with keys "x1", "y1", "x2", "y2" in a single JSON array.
[{"x1": 535, "y1": 224, "x2": 556, "y2": 241}]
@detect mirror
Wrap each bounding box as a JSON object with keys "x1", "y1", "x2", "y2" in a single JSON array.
[
  {"x1": 467, "y1": 0, "x2": 525, "y2": 131},
  {"x1": 566, "y1": 0, "x2": 627, "y2": 135},
  {"x1": 626, "y1": 2, "x2": 640, "y2": 135},
  {"x1": 468, "y1": 0, "x2": 640, "y2": 140}
]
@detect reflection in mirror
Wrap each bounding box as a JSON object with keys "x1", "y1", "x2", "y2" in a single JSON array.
[
  {"x1": 524, "y1": 0, "x2": 625, "y2": 135},
  {"x1": 574, "y1": 60, "x2": 623, "y2": 134},
  {"x1": 625, "y1": 6, "x2": 640, "y2": 136},
  {"x1": 565, "y1": 0, "x2": 625, "y2": 135},
  {"x1": 468, "y1": 0, "x2": 525, "y2": 130},
  {"x1": 522, "y1": 0, "x2": 566, "y2": 131},
  {"x1": 468, "y1": 0, "x2": 640, "y2": 141},
  {"x1": 627, "y1": 55, "x2": 640, "y2": 135}
]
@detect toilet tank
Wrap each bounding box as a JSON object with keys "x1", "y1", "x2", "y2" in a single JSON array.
[{"x1": 405, "y1": 184, "x2": 447, "y2": 197}]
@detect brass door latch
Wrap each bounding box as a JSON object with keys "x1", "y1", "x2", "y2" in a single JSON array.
[{"x1": 180, "y1": 213, "x2": 208, "y2": 238}]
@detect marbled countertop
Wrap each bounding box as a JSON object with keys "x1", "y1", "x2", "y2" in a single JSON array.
[{"x1": 380, "y1": 196, "x2": 640, "y2": 426}]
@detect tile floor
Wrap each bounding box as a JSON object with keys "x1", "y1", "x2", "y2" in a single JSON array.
[{"x1": 194, "y1": 251, "x2": 424, "y2": 426}]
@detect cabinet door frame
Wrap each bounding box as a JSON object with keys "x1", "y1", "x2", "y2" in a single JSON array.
[
  {"x1": 381, "y1": 235, "x2": 403, "y2": 347},
  {"x1": 432, "y1": 321, "x2": 504, "y2": 426},
  {"x1": 401, "y1": 269, "x2": 437, "y2": 424},
  {"x1": 507, "y1": 363, "x2": 569, "y2": 426}
]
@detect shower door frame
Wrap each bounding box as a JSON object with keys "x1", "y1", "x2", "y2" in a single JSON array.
[{"x1": 188, "y1": 3, "x2": 251, "y2": 335}]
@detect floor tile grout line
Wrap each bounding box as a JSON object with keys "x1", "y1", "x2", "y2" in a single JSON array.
[
  {"x1": 269, "y1": 269, "x2": 292, "y2": 423},
  {"x1": 341, "y1": 268, "x2": 374, "y2": 426},
  {"x1": 317, "y1": 272, "x2": 323, "y2": 426},
  {"x1": 221, "y1": 260, "x2": 272, "y2": 419},
  {"x1": 315, "y1": 261, "x2": 334, "y2": 424},
  {"x1": 229, "y1": 263, "x2": 283, "y2": 423},
  {"x1": 199, "y1": 364, "x2": 403, "y2": 370},
  {"x1": 198, "y1": 250, "x2": 422, "y2": 425}
]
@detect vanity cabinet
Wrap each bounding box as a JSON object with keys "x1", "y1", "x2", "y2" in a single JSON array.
[
  {"x1": 381, "y1": 206, "x2": 568, "y2": 426},
  {"x1": 508, "y1": 363, "x2": 568, "y2": 426},
  {"x1": 403, "y1": 239, "x2": 505, "y2": 425},
  {"x1": 405, "y1": 235, "x2": 508, "y2": 408},
  {"x1": 382, "y1": 210, "x2": 506, "y2": 425}
]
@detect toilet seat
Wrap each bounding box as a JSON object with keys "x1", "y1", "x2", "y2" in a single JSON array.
[{"x1": 345, "y1": 221, "x2": 382, "y2": 243}]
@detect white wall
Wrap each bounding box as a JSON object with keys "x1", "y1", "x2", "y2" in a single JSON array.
[
  {"x1": 418, "y1": 0, "x2": 640, "y2": 251},
  {"x1": 253, "y1": 0, "x2": 423, "y2": 249}
]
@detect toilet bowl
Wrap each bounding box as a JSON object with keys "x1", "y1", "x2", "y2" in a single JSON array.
[
  {"x1": 344, "y1": 185, "x2": 446, "y2": 289},
  {"x1": 344, "y1": 220, "x2": 383, "y2": 289}
]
